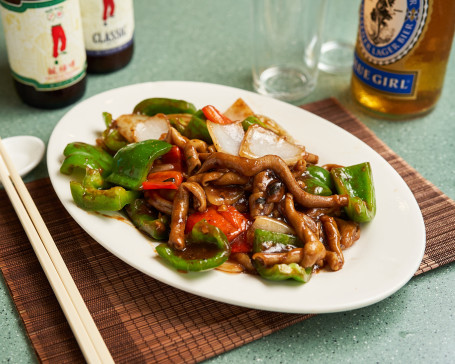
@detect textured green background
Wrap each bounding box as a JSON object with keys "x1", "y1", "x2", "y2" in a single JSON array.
[{"x1": 1, "y1": 0, "x2": 454, "y2": 362}]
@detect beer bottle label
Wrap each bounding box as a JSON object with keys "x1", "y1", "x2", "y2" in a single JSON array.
[
  {"x1": 353, "y1": 0, "x2": 430, "y2": 97},
  {"x1": 80, "y1": 0, "x2": 134, "y2": 56},
  {"x1": 0, "y1": 0, "x2": 86, "y2": 91}
]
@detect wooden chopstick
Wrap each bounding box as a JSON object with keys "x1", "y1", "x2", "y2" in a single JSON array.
[{"x1": 0, "y1": 137, "x2": 114, "y2": 364}]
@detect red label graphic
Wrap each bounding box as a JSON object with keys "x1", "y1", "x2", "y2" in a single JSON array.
[
  {"x1": 51, "y1": 24, "x2": 66, "y2": 59},
  {"x1": 103, "y1": 0, "x2": 115, "y2": 21}
]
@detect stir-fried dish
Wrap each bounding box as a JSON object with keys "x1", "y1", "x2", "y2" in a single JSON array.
[{"x1": 60, "y1": 97, "x2": 376, "y2": 283}]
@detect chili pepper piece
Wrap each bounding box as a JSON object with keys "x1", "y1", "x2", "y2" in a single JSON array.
[
  {"x1": 230, "y1": 231, "x2": 252, "y2": 253},
  {"x1": 254, "y1": 262, "x2": 312, "y2": 283},
  {"x1": 185, "y1": 205, "x2": 248, "y2": 242},
  {"x1": 202, "y1": 105, "x2": 233, "y2": 125},
  {"x1": 217, "y1": 206, "x2": 250, "y2": 233},
  {"x1": 185, "y1": 206, "x2": 235, "y2": 237},
  {"x1": 125, "y1": 199, "x2": 169, "y2": 240},
  {"x1": 133, "y1": 98, "x2": 197, "y2": 116},
  {"x1": 70, "y1": 181, "x2": 139, "y2": 211},
  {"x1": 142, "y1": 182, "x2": 178, "y2": 190},
  {"x1": 331, "y1": 162, "x2": 376, "y2": 223},
  {"x1": 106, "y1": 140, "x2": 172, "y2": 190},
  {"x1": 161, "y1": 145, "x2": 183, "y2": 171},
  {"x1": 142, "y1": 171, "x2": 183, "y2": 190},
  {"x1": 155, "y1": 221, "x2": 231, "y2": 272}
]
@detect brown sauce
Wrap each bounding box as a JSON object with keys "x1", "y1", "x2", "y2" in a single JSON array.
[
  {"x1": 95, "y1": 211, "x2": 132, "y2": 225},
  {"x1": 175, "y1": 243, "x2": 219, "y2": 261}
]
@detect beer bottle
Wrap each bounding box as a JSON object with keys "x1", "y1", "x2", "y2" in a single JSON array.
[
  {"x1": 351, "y1": 0, "x2": 455, "y2": 118},
  {"x1": 80, "y1": 0, "x2": 134, "y2": 73},
  {"x1": 0, "y1": 0, "x2": 87, "y2": 109}
]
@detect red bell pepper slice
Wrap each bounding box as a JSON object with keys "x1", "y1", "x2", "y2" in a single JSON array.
[
  {"x1": 218, "y1": 205, "x2": 250, "y2": 232},
  {"x1": 161, "y1": 145, "x2": 183, "y2": 171},
  {"x1": 202, "y1": 105, "x2": 233, "y2": 125},
  {"x1": 186, "y1": 206, "x2": 231, "y2": 234},
  {"x1": 185, "y1": 205, "x2": 250, "y2": 242},
  {"x1": 230, "y1": 231, "x2": 252, "y2": 253},
  {"x1": 142, "y1": 171, "x2": 183, "y2": 190}
]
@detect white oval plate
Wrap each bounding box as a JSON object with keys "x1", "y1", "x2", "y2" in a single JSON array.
[{"x1": 47, "y1": 81, "x2": 425, "y2": 314}]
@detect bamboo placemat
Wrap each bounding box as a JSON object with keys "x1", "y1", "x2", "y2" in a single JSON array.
[{"x1": 1, "y1": 98, "x2": 454, "y2": 363}]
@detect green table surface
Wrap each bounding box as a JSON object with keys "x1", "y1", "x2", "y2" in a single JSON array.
[{"x1": 1, "y1": 1, "x2": 454, "y2": 363}]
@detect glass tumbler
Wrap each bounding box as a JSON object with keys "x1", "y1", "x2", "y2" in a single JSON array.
[
  {"x1": 319, "y1": 0, "x2": 360, "y2": 74},
  {"x1": 252, "y1": 0, "x2": 327, "y2": 102}
]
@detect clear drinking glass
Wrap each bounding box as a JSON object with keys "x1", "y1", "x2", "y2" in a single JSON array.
[
  {"x1": 252, "y1": 0, "x2": 328, "y2": 102},
  {"x1": 318, "y1": 0, "x2": 359, "y2": 74}
]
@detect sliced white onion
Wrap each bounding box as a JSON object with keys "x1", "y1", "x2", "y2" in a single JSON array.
[
  {"x1": 239, "y1": 124, "x2": 305, "y2": 165},
  {"x1": 116, "y1": 114, "x2": 170, "y2": 143},
  {"x1": 251, "y1": 216, "x2": 295, "y2": 235},
  {"x1": 254, "y1": 114, "x2": 296, "y2": 142},
  {"x1": 206, "y1": 120, "x2": 245, "y2": 156}
]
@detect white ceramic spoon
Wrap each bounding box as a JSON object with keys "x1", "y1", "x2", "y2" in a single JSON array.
[{"x1": 2, "y1": 136, "x2": 45, "y2": 177}]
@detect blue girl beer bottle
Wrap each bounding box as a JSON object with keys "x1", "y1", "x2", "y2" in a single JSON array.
[{"x1": 351, "y1": 0, "x2": 455, "y2": 118}]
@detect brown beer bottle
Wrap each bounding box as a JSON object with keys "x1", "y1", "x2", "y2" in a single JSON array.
[
  {"x1": 0, "y1": 0, "x2": 87, "y2": 109},
  {"x1": 351, "y1": 0, "x2": 455, "y2": 119},
  {"x1": 80, "y1": 0, "x2": 134, "y2": 73}
]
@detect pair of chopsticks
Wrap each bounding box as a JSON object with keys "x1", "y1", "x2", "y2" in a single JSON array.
[{"x1": 0, "y1": 137, "x2": 114, "y2": 364}]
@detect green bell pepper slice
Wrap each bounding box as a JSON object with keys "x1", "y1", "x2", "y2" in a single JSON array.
[
  {"x1": 106, "y1": 140, "x2": 172, "y2": 190},
  {"x1": 63, "y1": 142, "x2": 113, "y2": 167},
  {"x1": 155, "y1": 221, "x2": 231, "y2": 272},
  {"x1": 82, "y1": 168, "x2": 105, "y2": 189},
  {"x1": 331, "y1": 162, "x2": 376, "y2": 223},
  {"x1": 306, "y1": 165, "x2": 335, "y2": 191},
  {"x1": 102, "y1": 128, "x2": 128, "y2": 153},
  {"x1": 167, "y1": 114, "x2": 192, "y2": 135},
  {"x1": 102, "y1": 111, "x2": 113, "y2": 127},
  {"x1": 193, "y1": 109, "x2": 206, "y2": 119},
  {"x1": 60, "y1": 142, "x2": 113, "y2": 177},
  {"x1": 125, "y1": 199, "x2": 169, "y2": 240},
  {"x1": 253, "y1": 229, "x2": 310, "y2": 283},
  {"x1": 302, "y1": 177, "x2": 333, "y2": 196},
  {"x1": 97, "y1": 112, "x2": 128, "y2": 153},
  {"x1": 70, "y1": 181, "x2": 139, "y2": 211},
  {"x1": 241, "y1": 115, "x2": 268, "y2": 131},
  {"x1": 300, "y1": 165, "x2": 334, "y2": 196},
  {"x1": 253, "y1": 228, "x2": 302, "y2": 253},
  {"x1": 133, "y1": 97, "x2": 197, "y2": 116},
  {"x1": 183, "y1": 115, "x2": 212, "y2": 143},
  {"x1": 254, "y1": 262, "x2": 312, "y2": 283}
]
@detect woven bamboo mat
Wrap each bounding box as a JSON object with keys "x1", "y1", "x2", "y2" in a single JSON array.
[{"x1": 1, "y1": 98, "x2": 454, "y2": 363}]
